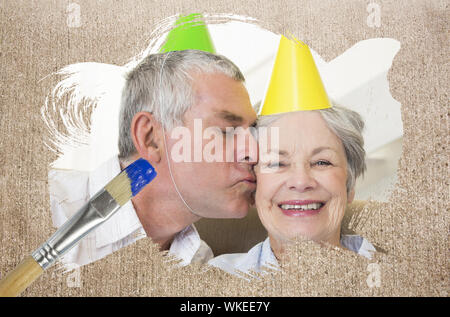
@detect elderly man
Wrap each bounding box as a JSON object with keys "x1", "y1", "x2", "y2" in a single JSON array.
[{"x1": 49, "y1": 50, "x2": 258, "y2": 267}]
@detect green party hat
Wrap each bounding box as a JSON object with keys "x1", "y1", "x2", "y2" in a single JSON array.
[{"x1": 160, "y1": 13, "x2": 216, "y2": 53}]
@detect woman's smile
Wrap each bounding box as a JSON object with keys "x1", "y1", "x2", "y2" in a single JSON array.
[{"x1": 277, "y1": 200, "x2": 326, "y2": 217}]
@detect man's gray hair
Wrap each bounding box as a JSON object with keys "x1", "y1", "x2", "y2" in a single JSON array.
[
  {"x1": 118, "y1": 50, "x2": 245, "y2": 161},
  {"x1": 257, "y1": 104, "x2": 366, "y2": 192}
]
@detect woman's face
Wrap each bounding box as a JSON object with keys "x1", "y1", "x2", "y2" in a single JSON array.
[{"x1": 255, "y1": 111, "x2": 354, "y2": 246}]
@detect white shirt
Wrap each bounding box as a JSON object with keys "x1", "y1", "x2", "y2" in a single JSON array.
[
  {"x1": 48, "y1": 156, "x2": 213, "y2": 269},
  {"x1": 208, "y1": 235, "x2": 376, "y2": 278}
]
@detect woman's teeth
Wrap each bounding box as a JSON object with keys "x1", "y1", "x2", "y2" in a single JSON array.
[{"x1": 279, "y1": 203, "x2": 324, "y2": 211}]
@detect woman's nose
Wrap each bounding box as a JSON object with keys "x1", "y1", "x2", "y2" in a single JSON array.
[{"x1": 285, "y1": 167, "x2": 318, "y2": 192}]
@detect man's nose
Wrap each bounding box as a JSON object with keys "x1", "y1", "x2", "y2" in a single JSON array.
[
  {"x1": 236, "y1": 127, "x2": 258, "y2": 165},
  {"x1": 285, "y1": 166, "x2": 318, "y2": 192}
]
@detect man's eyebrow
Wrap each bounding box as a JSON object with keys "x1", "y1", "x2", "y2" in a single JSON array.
[{"x1": 216, "y1": 110, "x2": 244, "y2": 124}]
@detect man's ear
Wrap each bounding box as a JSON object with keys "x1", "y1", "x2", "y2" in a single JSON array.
[
  {"x1": 131, "y1": 111, "x2": 162, "y2": 164},
  {"x1": 347, "y1": 187, "x2": 355, "y2": 204}
]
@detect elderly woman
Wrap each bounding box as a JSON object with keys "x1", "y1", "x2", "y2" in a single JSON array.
[{"x1": 208, "y1": 105, "x2": 376, "y2": 276}]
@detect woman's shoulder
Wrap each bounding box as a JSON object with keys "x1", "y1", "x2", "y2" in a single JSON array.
[{"x1": 341, "y1": 234, "x2": 376, "y2": 259}]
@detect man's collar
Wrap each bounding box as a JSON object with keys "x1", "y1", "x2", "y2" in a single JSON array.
[
  {"x1": 89, "y1": 156, "x2": 145, "y2": 248},
  {"x1": 169, "y1": 225, "x2": 202, "y2": 266}
]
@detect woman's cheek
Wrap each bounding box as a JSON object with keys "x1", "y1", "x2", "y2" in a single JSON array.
[
  {"x1": 255, "y1": 174, "x2": 280, "y2": 231},
  {"x1": 317, "y1": 168, "x2": 347, "y2": 195},
  {"x1": 256, "y1": 173, "x2": 275, "y2": 200}
]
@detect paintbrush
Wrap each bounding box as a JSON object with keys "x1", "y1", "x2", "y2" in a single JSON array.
[{"x1": 0, "y1": 158, "x2": 156, "y2": 297}]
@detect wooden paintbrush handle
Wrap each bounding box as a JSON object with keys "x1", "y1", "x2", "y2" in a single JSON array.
[{"x1": 0, "y1": 255, "x2": 43, "y2": 297}]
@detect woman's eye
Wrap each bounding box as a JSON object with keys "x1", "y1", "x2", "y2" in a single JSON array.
[
  {"x1": 267, "y1": 162, "x2": 286, "y2": 168},
  {"x1": 314, "y1": 160, "x2": 332, "y2": 166}
]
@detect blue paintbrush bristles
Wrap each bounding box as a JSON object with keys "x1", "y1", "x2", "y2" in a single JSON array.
[{"x1": 125, "y1": 158, "x2": 157, "y2": 196}]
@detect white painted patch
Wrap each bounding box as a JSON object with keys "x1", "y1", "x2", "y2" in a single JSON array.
[{"x1": 42, "y1": 17, "x2": 402, "y2": 183}]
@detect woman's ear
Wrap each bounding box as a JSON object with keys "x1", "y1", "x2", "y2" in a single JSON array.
[
  {"x1": 347, "y1": 187, "x2": 355, "y2": 204},
  {"x1": 130, "y1": 111, "x2": 162, "y2": 164}
]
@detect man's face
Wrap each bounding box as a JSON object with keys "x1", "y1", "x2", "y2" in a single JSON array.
[{"x1": 165, "y1": 71, "x2": 258, "y2": 219}]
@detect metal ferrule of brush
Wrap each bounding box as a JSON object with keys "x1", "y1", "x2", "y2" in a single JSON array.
[{"x1": 31, "y1": 188, "x2": 121, "y2": 270}]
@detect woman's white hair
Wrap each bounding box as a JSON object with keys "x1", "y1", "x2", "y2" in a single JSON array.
[
  {"x1": 256, "y1": 104, "x2": 367, "y2": 192},
  {"x1": 118, "y1": 49, "x2": 245, "y2": 161}
]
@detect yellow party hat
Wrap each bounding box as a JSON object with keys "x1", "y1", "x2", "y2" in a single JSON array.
[{"x1": 259, "y1": 35, "x2": 331, "y2": 116}]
